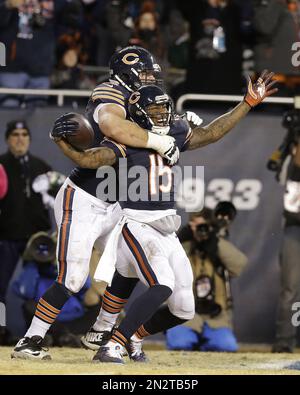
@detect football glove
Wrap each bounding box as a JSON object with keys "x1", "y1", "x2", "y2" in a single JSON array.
[
  {"x1": 244, "y1": 70, "x2": 278, "y2": 108},
  {"x1": 184, "y1": 111, "x2": 203, "y2": 128},
  {"x1": 50, "y1": 113, "x2": 80, "y2": 141},
  {"x1": 163, "y1": 144, "x2": 180, "y2": 166}
]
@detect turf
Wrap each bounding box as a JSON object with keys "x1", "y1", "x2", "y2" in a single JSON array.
[{"x1": 1, "y1": 347, "x2": 300, "y2": 375}]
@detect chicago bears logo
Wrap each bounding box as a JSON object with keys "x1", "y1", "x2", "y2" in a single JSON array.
[
  {"x1": 129, "y1": 92, "x2": 141, "y2": 104},
  {"x1": 122, "y1": 53, "x2": 139, "y2": 65}
]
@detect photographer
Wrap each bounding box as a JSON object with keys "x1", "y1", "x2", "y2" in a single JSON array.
[
  {"x1": 271, "y1": 110, "x2": 300, "y2": 353},
  {"x1": 10, "y1": 232, "x2": 100, "y2": 347},
  {"x1": 166, "y1": 204, "x2": 248, "y2": 352}
]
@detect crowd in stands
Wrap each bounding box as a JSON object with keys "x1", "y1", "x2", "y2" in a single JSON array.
[{"x1": 0, "y1": 0, "x2": 299, "y2": 103}]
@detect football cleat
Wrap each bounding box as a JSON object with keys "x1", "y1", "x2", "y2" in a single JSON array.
[
  {"x1": 81, "y1": 327, "x2": 113, "y2": 351},
  {"x1": 11, "y1": 336, "x2": 51, "y2": 360},
  {"x1": 92, "y1": 340, "x2": 125, "y2": 364},
  {"x1": 126, "y1": 339, "x2": 148, "y2": 362}
]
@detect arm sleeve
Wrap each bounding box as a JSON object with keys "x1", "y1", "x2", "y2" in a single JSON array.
[
  {"x1": 91, "y1": 84, "x2": 126, "y2": 111},
  {"x1": 173, "y1": 118, "x2": 193, "y2": 152},
  {"x1": 181, "y1": 128, "x2": 193, "y2": 151},
  {"x1": 217, "y1": 238, "x2": 248, "y2": 277},
  {"x1": 0, "y1": 164, "x2": 8, "y2": 199},
  {"x1": 90, "y1": 83, "x2": 127, "y2": 123},
  {"x1": 100, "y1": 138, "x2": 127, "y2": 159}
]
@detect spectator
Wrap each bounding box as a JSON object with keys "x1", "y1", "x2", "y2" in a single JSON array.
[
  {"x1": 0, "y1": 164, "x2": 8, "y2": 199},
  {"x1": 166, "y1": 207, "x2": 248, "y2": 352},
  {"x1": 129, "y1": 1, "x2": 167, "y2": 67},
  {"x1": 0, "y1": 0, "x2": 82, "y2": 107},
  {"x1": 272, "y1": 111, "x2": 300, "y2": 353},
  {"x1": 253, "y1": 0, "x2": 300, "y2": 96},
  {"x1": 106, "y1": 0, "x2": 134, "y2": 55},
  {"x1": 0, "y1": 120, "x2": 52, "y2": 310},
  {"x1": 11, "y1": 232, "x2": 100, "y2": 347},
  {"x1": 166, "y1": 8, "x2": 190, "y2": 70},
  {"x1": 179, "y1": 0, "x2": 245, "y2": 94}
]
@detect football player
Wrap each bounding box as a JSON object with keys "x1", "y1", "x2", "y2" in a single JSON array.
[
  {"x1": 11, "y1": 46, "x2": 185, "y2": 360},
  {"x1": 89, "y1": 71, "x2": 278, "y2": 364}
]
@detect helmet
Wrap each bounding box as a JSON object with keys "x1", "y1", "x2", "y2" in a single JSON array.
[
  {"x1": 109, "y1": 46, "x2": 161, "y2": 92},
  {"x1": 128, "y1": 85, "x2": 173, "y2": 132}
]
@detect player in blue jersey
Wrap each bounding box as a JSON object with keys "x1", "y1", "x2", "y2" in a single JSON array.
[
  {"x1": 89, "y1": 70, "x2": 278, "y2": 364},
  {"x1": 11, "y1": 46, "x2": 184, "y2": 361}
]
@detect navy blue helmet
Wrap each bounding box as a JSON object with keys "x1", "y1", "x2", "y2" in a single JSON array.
[
  {"x1": 109, "y1": 46, "x2": 161, "y2": 92},
  {"x1": 128, "y1": 85, "x2": 174, "y2": 130}
]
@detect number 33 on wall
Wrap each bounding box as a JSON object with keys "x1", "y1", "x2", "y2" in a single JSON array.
[{"x1": 177, "y1": 178, "x2": 262, "y2": 211}]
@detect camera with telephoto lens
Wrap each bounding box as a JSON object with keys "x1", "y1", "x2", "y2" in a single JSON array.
[
  {"x1": 23, "y1": 232, "x2": 56, "y2": 264},
  {"x1": 195, "y1": 201, "x2": 237, "y2": 240},
  {"x1": 195, "y1": 223, "x2": 211, "y2": 239},
  {"x1": 214, "y1": 201, "x2": 237, "y2": 237},
  {"x1": 193, "y1": 202, "x2": 236, "y2": 317},
  {"x1": 267, "y1": 110, "x2": 300, "y2": 179}
]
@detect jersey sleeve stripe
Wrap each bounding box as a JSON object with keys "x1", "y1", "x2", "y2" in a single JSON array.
[
  {"x1": 91, "y1": 94, "x2": 125, "y2": 106},
  {"x1": 184, "y1": 128, "x2": 193, "y2": 145},
  {"x1": 93, "y1": 86, "x2": 124, "y2": 98},
  {"x1": 93, "y1": 91, "x2": 125, "y2": 101},
  {"x1": 103, "y1": 138, "x2": 127, "y2": 158}
]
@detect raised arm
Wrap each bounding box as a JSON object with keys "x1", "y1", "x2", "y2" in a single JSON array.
[
  {"x1": 55, "y1": 139, "x2": 116, "y2": 169},
  {"x1": 187, "y1": 70, "x2": 278, "y2": 150}
]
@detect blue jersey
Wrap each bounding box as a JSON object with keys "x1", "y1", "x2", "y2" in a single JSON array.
[
  {"x1": 69, "y1": 79, "x2": 131, "y2": 197},
  {"x1": 100, "y1": 118, "x2": 192, "y2": 210}
]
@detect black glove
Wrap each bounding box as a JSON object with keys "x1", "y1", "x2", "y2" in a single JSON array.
[{"x1": 50, "y1": 113, "x2": 79, "y2": 141}]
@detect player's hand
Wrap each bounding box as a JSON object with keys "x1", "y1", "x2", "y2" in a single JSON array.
[
  {"x1": 183, "y1": 111, "x2": 203, "y2": 128},
  {"x1": 50, "y1": 113, "x2": 80, "y2": 141},
  {"x1": 163, "y1": 143, "x2": 180, "y2": 166},
  {"x1": 151, "y1": 126, "x2": 170, "y2": 136},
  {"x1": 156, "y1": 135, "x2": 180, "y2": 165},
  {"x1": 146, "y1": 133, "x2": 180, "y2": 165},
  {"x1": 244, "y1": 70, "x2": 278, "y2": 108}
]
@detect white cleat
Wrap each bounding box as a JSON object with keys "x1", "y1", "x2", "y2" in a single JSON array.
[
  {"x1": 92, "y1": 340, "x2": 125, "y2": 364},
  {"x1": 11, "y1": 336, "x2": 51, "y2": 361}
]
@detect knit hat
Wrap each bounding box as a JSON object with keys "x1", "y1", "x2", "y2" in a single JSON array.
[{"x1": 5, "y1": 120, "x2": 30, "y2": 139}]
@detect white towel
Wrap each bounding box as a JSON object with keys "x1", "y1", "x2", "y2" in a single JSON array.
[
  {"x1": 94, "y1": 215, "x2": 126, "y2": 285},
  {"x1": 94, "y1": 208, "x2": 178, "y2": 285}
]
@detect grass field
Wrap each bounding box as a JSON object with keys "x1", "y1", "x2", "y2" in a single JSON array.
[{"x1": 1, "y1": 346, "x2": 300, "y2": 375}]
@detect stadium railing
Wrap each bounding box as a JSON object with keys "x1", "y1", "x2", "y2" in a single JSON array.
[
  {"x1": 0, "y1": 87, "x2": 297, "y2": 110},
  {"x1": 176, "y1": 94, "x2": 296, "y2": 113}
]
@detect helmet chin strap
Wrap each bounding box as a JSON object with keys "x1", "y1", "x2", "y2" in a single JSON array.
[{"x1": 114, "y1": 74, "x2": 134, "y2": 92}]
